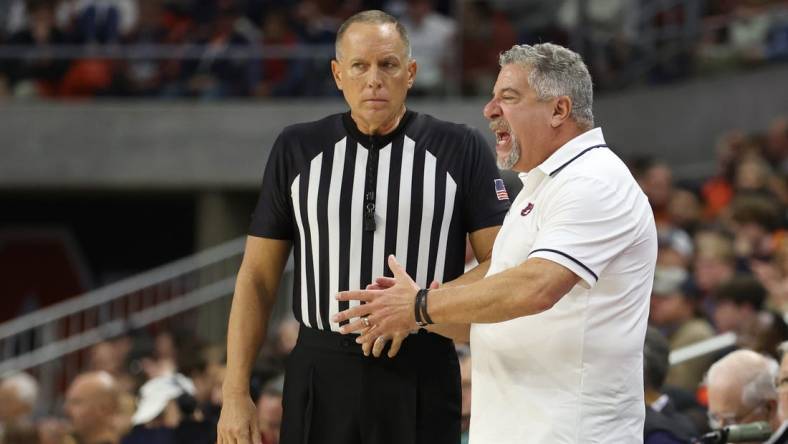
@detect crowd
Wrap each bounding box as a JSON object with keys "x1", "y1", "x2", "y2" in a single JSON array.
[
  {"x1": 0, "y1": 114, "x2": 785, "y2": 443},
  {"x1": 0, "y1": 0, "x2": 787, "y2": 99}
]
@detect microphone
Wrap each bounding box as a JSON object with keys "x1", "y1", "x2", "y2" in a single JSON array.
[{"x1": 725, "y1": 422, "x2": 773, "y2": 442}]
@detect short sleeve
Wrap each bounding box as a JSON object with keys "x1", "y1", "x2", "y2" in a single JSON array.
[
  {"x1": 461, "y1": 128, "x2": 510, "y2": 232},
  {"x1": 528, "y1": 177, "x2": 637, "y2": 289},
  {"x1": 248, "y1": 134, "x2": 294, "y2": 239}
]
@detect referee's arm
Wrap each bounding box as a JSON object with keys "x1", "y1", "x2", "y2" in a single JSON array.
[
  {"x1": 428, "y1": 225, "x2": 500, "y2": 343},
  {"x1": 218, "y1": 235, "x2": 291, "y2": 444}
]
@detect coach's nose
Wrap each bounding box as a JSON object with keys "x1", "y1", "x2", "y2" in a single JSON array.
[{"x1": 484, "y1": 97, "x2": 501, "y2": 121}]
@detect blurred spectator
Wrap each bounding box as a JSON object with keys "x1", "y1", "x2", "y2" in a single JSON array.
[
  {"x1": 643, "y1": 327, "x2": 698, "y2": 444},
  {"x1": 650, "y1": 266, "x2": 715, "y2": 393},
  {"x1": 122, "y1": 373, "x2": 214, "y2": 444},
  {"x1": 1, "y1": 0, "x2": 73, "y2": 98},
  {"x1": 693, "y1": 230, "x2": 737, "y2": 307},
  {"x1": 459, "y1": 0, "x2": 515, "y2": 96},
  {"x1": 0, "y1": 372, "x2": 38, "y2": 433},
  {"x1": 728, "y1": 195, "x2": 783, "y2": 262},
  {"x1": 668, "y1": 189, "x2": 703, "y2": 236},
  {"x1": 764, "y1": 116, "x2": 788, "y2": 175},
  {"x1": 705, "y1": 349, "x2": 780, "y2": 431},
  {"x1": 398, "y1": 0, "x2": 455, "y2": 96},
  {"x1": 256, "y1": 375, "x2": 283, "y2": 444},
  {"x1": 70, "y1": 0, "x2": 139, "y2": 43},
  {"x1": 713, "y1": 275, "x2": 767, "y2": 334},
  {"x1": 636, "y1": 160, "x2": 674, "y2": 228},
  {"x1": 657, "y1": 228, "x2": 694, "y2": 269},
  {"x1": 254, "y1": 8, "x2": 306, "y2": 97},
  {"x1": 64, "y1": 371, "x2": 123, "y2": 444},
  {"x1": 2, "y1": 422, "x2": 41, "y2": 444}
]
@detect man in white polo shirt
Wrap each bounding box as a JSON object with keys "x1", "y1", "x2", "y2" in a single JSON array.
[{"x1": 333, "y1": 42, "x2": 657, "y2": 443}]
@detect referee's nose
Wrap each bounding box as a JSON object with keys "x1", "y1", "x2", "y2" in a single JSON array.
[
  {"x1": 365, "y1": 66, "x2": 383, "y2": 89},
  {"x1": 484, "y1": 97, "x2": 501, "y2": 121}
]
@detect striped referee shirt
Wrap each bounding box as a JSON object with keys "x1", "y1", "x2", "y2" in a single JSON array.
[{"x1": 249, "y1": 110, "x2": 509, "y2": 332}]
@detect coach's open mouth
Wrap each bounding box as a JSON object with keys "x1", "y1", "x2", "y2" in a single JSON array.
[{"x1": 496, "y1": 131, "x2": 511, "y2": 148}]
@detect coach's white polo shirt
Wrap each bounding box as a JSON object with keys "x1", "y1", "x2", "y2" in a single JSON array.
[{"x1": 469, "y1": 128, "x2": 657, "y2": 444}]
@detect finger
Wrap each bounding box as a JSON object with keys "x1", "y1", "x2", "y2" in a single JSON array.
[
  {"x1": 250, "y1": 417, "x2": 262, "y2": 444},
  {"x1": 339, "y1": 318, "x2": 370, "y2": 334},
  {"x1": 336, "y1": 289, "x2": 378, "y2": 303},
  {"x1": 366, "y1": 283, "x2": 383, "y2": 290},
  {"x1": 388, "y1": 333, "x2": 406, "y2": 358},
  {"x1": 375, "y1": 276, "x2": 397, "y2": 288},
  {"x1": 429, "y1": 280, "x2": 440, "y2": 289},
  {"x1": 332, "y1": 305, "x2": 372, "y2": 324},
  {"x1": 372, "y1": 335, "x2": 389, "y2": 357},
  {"x1": 362, "y1": 339, "x2": 373, "y2": 356},
  {"x1": 387, "y1": 255, "x2": 407, "y2": 279}
]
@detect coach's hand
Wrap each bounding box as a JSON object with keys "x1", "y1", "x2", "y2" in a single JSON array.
[
  {"x1": 217, "y1": 393, "x2": 261, "y2": 444},
  {"x1": 334, "y1": 255, "x2": 421, "y2": 342}
]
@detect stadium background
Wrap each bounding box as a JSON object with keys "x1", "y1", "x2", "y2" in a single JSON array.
[{"x1": 1, "y1": 0, "x2": 788, "y2": 443}]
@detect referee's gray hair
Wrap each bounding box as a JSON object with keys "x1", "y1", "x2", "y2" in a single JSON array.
[
  {"x1": 335, "y1": 10, "x2": 411, "y2": 60},
  {"x1": 499, "y1": 43, "x2": 594, "y2": 130}
]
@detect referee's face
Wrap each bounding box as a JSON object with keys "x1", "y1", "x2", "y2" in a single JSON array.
[{"x1": 332, "y1": 22, "x2": 417, "y2": 135}]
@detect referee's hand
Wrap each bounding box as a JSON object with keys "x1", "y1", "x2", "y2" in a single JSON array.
[{"x1": 217, "y1": 393, "x2": 262, "y2": 444}]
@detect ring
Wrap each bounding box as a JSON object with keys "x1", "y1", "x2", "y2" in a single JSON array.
[{"x1": 363, "y1": 317, "x2": 370, "y2": 328}]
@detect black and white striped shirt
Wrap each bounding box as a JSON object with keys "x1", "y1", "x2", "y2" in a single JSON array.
[{"x1": 250, "y1": 110, "x2": 509, "y2": 332}]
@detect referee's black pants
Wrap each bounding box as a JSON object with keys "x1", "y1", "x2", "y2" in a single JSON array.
[{"x1": 280, "y1": 325, "x2": 461, "y2": 444}]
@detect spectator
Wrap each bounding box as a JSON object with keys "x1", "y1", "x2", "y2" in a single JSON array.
[
  {"x1": 0, "y1": 372, "x2": 38, "y2": 432},
  {"x1": 705, "y1": 349, "x2": 780, "y2": 432},
  {"x1": 254, "y1": 8, "x2": 306, "y2": 97},
  {"x1": 643, "y1": 327, "x2": 698, "y2": 443},
  {"x1": 398, "y1": 0, "x2": 456, "y2": 96},
  {"x1": 668, "y1": 189, "x2": 704, "y2": 236},
  {"x1": 728, "y1": 195, "x2": 783, "y2": 263},
  {"x1": 64, "y1": 371, "x2": 123, "y2": 444},
  {"x1": 649, "y1": 266, "x2": 715, "y2": 393},
  {"x1": 693, "y1": 230, "x2": 737, "y2": 310},
  {"x1": 637, "y1": 160, "x2": 674, "y2": 228},
  {"x1": 764, "y1": 116, "x2": 788, "y2": 175},
  {"x1": 256, "y1": 375, "x2": 283, "y2": 444},
  {"x1": 459, "y1": 0, "x2": 515, "y2": 96},
  {"x1": 122, "y1": 373, "x2": 214, "y2": 444},
  {"x1": 713, "y1": 275, "x2": 767, "y2": 335},
  {"x1": 2, "y1": 0, "x2": 72, "y2": 98}
]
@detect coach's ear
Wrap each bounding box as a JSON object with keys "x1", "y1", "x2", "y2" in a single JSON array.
[{"x1": 331, "y1": 59, "x2": 343, "y2": 91}]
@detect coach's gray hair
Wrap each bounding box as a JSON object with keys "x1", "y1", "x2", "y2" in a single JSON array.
[
  {"x1": 335, "y1": 10, "x2": 411, "y2": 60},
  {"x1": 499, "y1": 43, "x2": 594, "y2": 130}
]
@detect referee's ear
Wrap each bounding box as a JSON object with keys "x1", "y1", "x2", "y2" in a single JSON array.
[
  {"x1": 331, "y1": 59, "x2": 344, "y2": 91},
  {"x1": 407, "y1": 58, "x2": 418, "y2": 90}
]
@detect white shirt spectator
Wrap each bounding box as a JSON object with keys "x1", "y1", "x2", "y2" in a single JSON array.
[
  {"x1": 399, "y1": 9, "x2": 455, "y2": 93},
  {"x1": 470, "y1": 127, "x2": 657, "y2": 443}
]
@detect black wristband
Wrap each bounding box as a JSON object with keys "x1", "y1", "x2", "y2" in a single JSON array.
[
  {"x1": 420, "y1": 288, "x2": 434, "y2": 325},
  {"x1": 414, "y1": 289, "x2": 425, "y2": 326}
]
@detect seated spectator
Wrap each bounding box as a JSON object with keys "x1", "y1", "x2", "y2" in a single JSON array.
[
  {"x1": 256, "y1": 375, "x2": 283, "y2": 444},
  {"x1": 71, "y1": 0, "x2": 139, "y2": 43},
  {"x1": 644, "y1": 327, "x2": 698, "y2": 443},
  {"x1": 399, "y1": 0, "x2": 456, "y2": 96},
  {"x1": 650, "y1": 266, "x2": 715, "y2": 393},
  {"x1": 636, "y1": 160, "x2": 674, "y2": 229},
  {"x1": 2, "y1": 0, "x2": 72, "y2": 98},
  {"x1": 123, "y1": 373, "x2": 214, "y2": 444},
  {"x1": 693, "y1": 229, "x2": 737, "y2": 313},
  {"x1": 728, "y1": 195, "x2": 784, "y2": 263},
  {"x1": 253, "y1": 8, "x2": 306, "y2": 97},
  {"x1": 713, "y1": 275, "x2": 767, "y2": 334},
  {"x1": 64, "y1": 371, "x2": 123, "y2": 444},
  {"x1": 668, "y1": 188, "x2": 704, "y2": 236},
  {"x1": 706, "y1": 349, "x2": 780, "y2": 433},
  {"x1": 0, "y1": 372, "x2": 38, "y2": 431}
]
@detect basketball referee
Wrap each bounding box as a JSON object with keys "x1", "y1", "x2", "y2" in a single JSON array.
[{"x1": 217, "y1": 10, "x2": 509, "y2": 444}]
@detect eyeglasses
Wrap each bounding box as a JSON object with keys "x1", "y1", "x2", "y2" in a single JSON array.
[{"x1": 708, "y1": 403, "x2": 768, "y2": 429}]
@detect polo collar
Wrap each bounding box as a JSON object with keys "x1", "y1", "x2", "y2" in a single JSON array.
[{"x1": 535, "y1": 127, "x2": 607, "y2": 177}]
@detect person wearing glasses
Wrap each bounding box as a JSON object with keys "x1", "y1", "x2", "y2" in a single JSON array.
[{"x1": 706, "y1": 349, "x2": 781, "y2": 439}]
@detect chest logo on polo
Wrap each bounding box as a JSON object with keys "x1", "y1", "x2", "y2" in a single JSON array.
[{"x1": 521, "y1": 202, "x2": 534, "y2": 217}]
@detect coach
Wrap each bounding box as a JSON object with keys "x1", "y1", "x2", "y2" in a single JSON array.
[
  {"x1": 335, "y1": 43, "x2": 658, "y2": 443},
  {"x1": 217, "y1": 10, "x2": 508, "y2": 444}
]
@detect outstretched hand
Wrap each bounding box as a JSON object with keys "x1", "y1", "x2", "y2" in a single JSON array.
[{"x1": 333, "y1": 255, "x2": 421, "y2": 344}]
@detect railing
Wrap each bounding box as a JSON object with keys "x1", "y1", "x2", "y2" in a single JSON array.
[{"x1": 0, "y1": 236, "x2": 250, "y2": 407}]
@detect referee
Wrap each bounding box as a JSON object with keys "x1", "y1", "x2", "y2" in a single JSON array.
[{"x1": 217, "y1": 10, "x2": 509, "y2": 444}]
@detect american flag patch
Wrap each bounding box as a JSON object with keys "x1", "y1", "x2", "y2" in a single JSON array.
[{"x1": 494, "y1": 178, "x2": 509, "y2": 200}]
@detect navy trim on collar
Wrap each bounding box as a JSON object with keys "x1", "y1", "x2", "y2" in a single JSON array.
[{"x1": 548, "y1": 144, "x2": 609, "y2": 177}]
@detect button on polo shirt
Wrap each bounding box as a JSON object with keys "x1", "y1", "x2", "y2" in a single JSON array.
[{"x1": 469, "y1": 128, "x2": 658, "y2": 444}]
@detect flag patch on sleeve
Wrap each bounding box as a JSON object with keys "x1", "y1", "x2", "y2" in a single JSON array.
[{"x1": 494, "y1": 178, "x2": 509, "y2": 200}]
